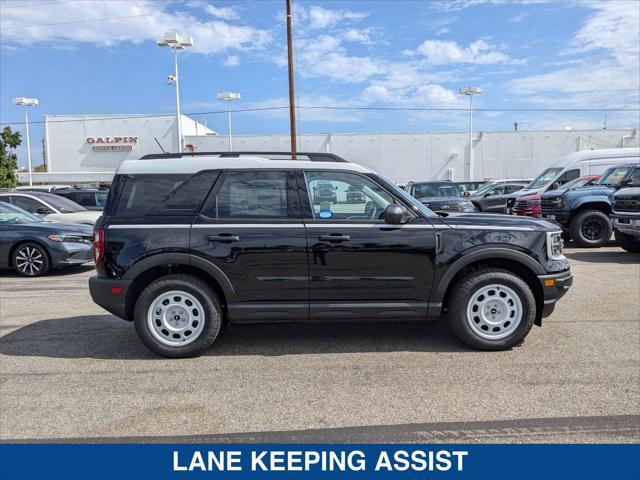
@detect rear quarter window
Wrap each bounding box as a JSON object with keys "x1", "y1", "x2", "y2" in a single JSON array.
[{"x1": 113, "y1": 172, "x2": 219, "y2": 216}]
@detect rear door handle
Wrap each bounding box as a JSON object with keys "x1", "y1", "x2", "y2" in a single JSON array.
[
  {"x1": 319, "y1": 234, "x2": 350, "y2": 242},
  {"x1": 208, "y1": 234, "x2": 240, "y2": 243}
]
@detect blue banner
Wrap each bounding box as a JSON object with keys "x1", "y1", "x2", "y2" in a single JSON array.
[{"x1": 1, "y1": 444, "x2": 638, "y2": 480}]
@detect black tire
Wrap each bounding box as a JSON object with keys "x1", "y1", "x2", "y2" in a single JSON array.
[
  {"x1": 134, "y1": 274, "x2": 223, "y2": 358},
  {"x1": 615, "y1": 230, "x2": 640, "y2": 253},
  {"x1": 12, "y1": 242, "x2": 51, "y2": 277},
  {"x1": 447, "y1": 268, "x2": 536, "y2": 351},
  {"x1": 569, "y1": 209, "x2": 612, "y2": 248},
  {"x1": 561, "y1": 231, "x2": 572, "y2": 242}
]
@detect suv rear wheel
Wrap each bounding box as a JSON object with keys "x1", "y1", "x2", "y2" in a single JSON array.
[
  {"x1": 447, "y1": 269, "x2": 536, "y2": 350},
  {"x1": 570, "y1": 209, "x2": 612, "y2": 248},
  {"x1": 615, "y1": 231, "x2": 640, "y2": 253},
  {"x1": 134, "y1": 274, "x2": 222, "y2": 358}
]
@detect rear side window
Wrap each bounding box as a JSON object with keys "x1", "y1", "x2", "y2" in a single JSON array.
[
  {"x1": 115, "y1": 172, "x2": 218, "y2": 216},
  {"x1": 201, "y1": 171, "x2": 289, "y2": 220},
  {"x1": 65, "y1": 192, "x2": 94, "y2": 207}
]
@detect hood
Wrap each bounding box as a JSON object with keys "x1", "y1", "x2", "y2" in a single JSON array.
[
  {"x1": 43, "y1": 211, "x2": 101, "y2": 225},
  {"x1": 441, "y1": 211, "x2": 555, "y2": 232},
  {"x1": 21, "y1": 222, "x2": 93, "y2": 236},
  {"x1": 542, "y1": 185, "x2": 614, "y2": 200},
  {"x1": 613, "y1": 187, "x2": 640, "y2": 198}
]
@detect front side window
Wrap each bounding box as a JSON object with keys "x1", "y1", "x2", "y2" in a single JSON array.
[
  {"x1": 66, "y1": 192, "x2": 94, "y2": 207},
  {"x1": 488, "y1": 185, "x2": 506, "y2": 196},
  {"x1": 202, "y1": 171, "x2": 289, "y2": 220},
  {"x1": 304, "y1": 171, "x2": 393, "y2": 221},
  {"x1": 41, "y1": 194, "x2": 87, "y2": 213}
]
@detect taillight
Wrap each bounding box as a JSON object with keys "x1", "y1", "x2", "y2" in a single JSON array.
[{"x1": 93, "y1": 228, "x2": 105, "y2": 264}]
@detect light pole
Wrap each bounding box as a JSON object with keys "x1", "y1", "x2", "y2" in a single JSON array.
[
  {"x1": 157, "y1": 31, "x2": 193, "y2": 153},
  {"x1": 12, "y1": 97, "x2": 39, "y2": 186},
  {"x1": 217, "y1": 92, "x2": 241, "y2": 151},
  {"x1": 459, "y1": 86, "x2": 482, "y2": 181}
]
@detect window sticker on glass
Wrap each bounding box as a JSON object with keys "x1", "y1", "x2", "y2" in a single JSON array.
[{"x1": 318, "y1": 209, "x2": 333, "y2": 219}]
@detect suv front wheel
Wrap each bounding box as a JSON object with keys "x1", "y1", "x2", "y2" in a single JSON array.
[
  {"x1": 447, "y1": 269, "x2": 536, "y2": 350},
  {"x1": 134, "y1": 274, "x2": 222, "y2": 358},
  {"x1": 570, "y1": 209, "x2": 612, "y2": 248}
]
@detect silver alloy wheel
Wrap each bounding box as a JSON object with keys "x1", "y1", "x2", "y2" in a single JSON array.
[
  {"x1": 465, "y1": 284, "x2": 523, "y2": 340},
  {"x1": 147, "y1": 290, "x2": 206, "y2": 347},
  {"x1": 15, "y1": 246, "x2": 45, "y2": 276}
]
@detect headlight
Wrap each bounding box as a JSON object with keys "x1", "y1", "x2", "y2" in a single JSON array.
[
  {"x1": 461, "y1": 201, "x2": 476, "y2": 211},
  {"x1": 546, "y1": 231, "x2": 565, "y2": 260},
  {"x1": 47, "y1": 234, "x2": 91, "y2": 244}
]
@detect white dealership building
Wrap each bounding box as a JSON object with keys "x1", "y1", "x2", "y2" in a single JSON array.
[{"x1": 18, "y1": 113, "x2": 639, "y2": 185}]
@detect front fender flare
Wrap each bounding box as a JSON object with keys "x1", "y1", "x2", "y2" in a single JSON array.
[{"x1": 431, "y1": 247, "x2": 545, "y2": 307}]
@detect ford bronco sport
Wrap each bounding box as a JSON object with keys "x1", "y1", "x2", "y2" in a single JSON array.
[{"x1": 89, "y1": 152, "x2": 572, "y2": 357}]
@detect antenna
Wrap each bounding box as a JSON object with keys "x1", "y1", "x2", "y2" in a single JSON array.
[{"x1": 154, "y1": 137, "x2": 167, "y2": 154}]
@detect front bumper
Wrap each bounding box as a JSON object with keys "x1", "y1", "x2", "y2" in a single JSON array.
[
  {"x1": 89, "y1": 275, "x2": 132, "y2": 320},
  {"x1": 538, "y1": 269, "x2": 573, "y2": 319},
  {"x1": 50, "y1": 243, "x2": 93, "y2": 267},
  {"x1": 611, "y1": 214, "x2": 640, "y2": 237},
  {"x1": 540, "y1": 210, "x2": 571, "y2": 228}
]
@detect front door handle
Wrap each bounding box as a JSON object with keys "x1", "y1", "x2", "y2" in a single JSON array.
[
  {"x1": 208, "y1": 234, "x2": 240, "y2": 243},
  {"x1": 319, "y1": 234, "x2": 351, "y2": 242}
]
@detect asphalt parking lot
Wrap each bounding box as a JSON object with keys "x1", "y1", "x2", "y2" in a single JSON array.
[{"x1": 0, "y1": 246, "x2": 638, "y2": 443}]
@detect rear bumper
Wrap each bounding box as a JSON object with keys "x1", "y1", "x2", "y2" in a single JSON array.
[
  {"x1": 538, "y1": 269, "x2": 573, "y2": 319},
  {"x1": 89, "y1": 275, "x2": 132, "y2": 320}
]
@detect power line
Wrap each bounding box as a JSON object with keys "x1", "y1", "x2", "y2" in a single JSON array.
[{"x1": 1, "y1": 105, "x2": 639, "y2": 127}]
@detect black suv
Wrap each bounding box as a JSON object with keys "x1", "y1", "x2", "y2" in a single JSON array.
[
  {"x1": 405, "y1": 181, "x2": 476, "y2": 213},
  {"x1": 89, "y1": 152, "x2": 572, "y2": 357}
]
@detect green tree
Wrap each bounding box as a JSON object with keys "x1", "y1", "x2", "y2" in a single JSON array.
[{"x1": 0, "y1": 126, "x2": 22, "y2": 188}]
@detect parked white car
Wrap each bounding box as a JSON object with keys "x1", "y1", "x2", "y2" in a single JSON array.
[{"x1": 0, "y1": 192, "x2": 101, "y2": 225}]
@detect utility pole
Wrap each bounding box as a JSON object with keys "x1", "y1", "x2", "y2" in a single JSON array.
[{"x1": 286, "y1": 0, "x2": 297, "y2": 158}]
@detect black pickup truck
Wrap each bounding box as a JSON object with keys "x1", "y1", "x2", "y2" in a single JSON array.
[{"x1": 89, "y1": 152, "x2": 572, "y2": 357}]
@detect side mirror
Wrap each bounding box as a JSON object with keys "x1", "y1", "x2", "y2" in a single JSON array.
[
  {"x1": 551, "y1": 182, "x2": 561, "y2": 190},
  {"x1": 620, "y1": 178, "x2": 632, "y2": 188},
  {"x1": 36, "y1": 207, "x2": 52, "y2": 215},
  {"x1": 462, "y1": 191, "x2": 470, "y2": 197},
  {"x1": 383, "y1": 204, "x2": 408, "y2": 224},
  {"x1": 484, "y1": 192, "x2": 493, "y2": 197}
]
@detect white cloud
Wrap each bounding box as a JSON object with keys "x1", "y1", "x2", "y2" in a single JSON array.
[
  {"x1": 509, "y1": 1, "x2": 640, "y2": 109},
  {"x1": 223, "y1": 55, "x2": 240, "y2": 66},
  {"x1": 203, "y1": 4, "x2": 240, "y2": 21},
  {"x1": 414, "y1": 39, "x2": 518, "y2": 64},
  {"x1": 307, "y1": 5, "x2": 368, "y2": 30},
  {"x1": 344, "y1": 28, "x2": 374, "y2": 45},
  {"x1": 435, "y1": 27, "x2": 450, "y2": 35},
  {"x1": 0, "y1": 0, "x2": 271, "y2": 53}
]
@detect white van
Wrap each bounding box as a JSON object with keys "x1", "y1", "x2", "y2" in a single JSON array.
[{"x1": 506, "y1": 148, "x2": 640, "y2": 212}]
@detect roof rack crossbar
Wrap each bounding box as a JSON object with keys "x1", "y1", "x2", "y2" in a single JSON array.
[{"x1": 140, "y1": 151, "x2": 348, "y2": 162}]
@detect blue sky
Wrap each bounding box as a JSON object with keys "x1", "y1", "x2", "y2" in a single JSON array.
[{"x1": 1, "y1": 0, "x2": 639, "y2": 167}]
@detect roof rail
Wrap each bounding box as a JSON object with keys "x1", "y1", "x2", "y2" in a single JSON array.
[{"x1": 139, "y1": 151, "x2": 349, "y2": 162}]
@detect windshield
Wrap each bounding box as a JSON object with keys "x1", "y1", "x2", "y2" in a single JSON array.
[
  {"x1": 0, "y1": 201, "x2": 43, "y2": 224},
  {"x1": 42, "y1": 194, "x2": 87, "y2": 213},
  {"x1": 527, "y1": 167, "x2": 564, "y2": 189},
  {"x1": 474, "y1": 181, "x2": 498, "y2": 196},
  {"x1": 598, "y1": 166, "x2": 630, "y2": 186},
  {"x1": 412, "y1": 182, "x2": 461, "y2": 198}
]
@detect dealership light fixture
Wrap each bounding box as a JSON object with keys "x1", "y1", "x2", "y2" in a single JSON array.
[
  {"x1": 157, "y1": 32, "x2": 193, "y2": 153},
  {"x1": 12, "y1": 97, "x2": 39, "y2": 186},
  {"x1": 459, "y1": 86, "x2": 483, "y2": 182},
  {"x1": 217, "y1": 92, "x2": 241, "y2": 152}
]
